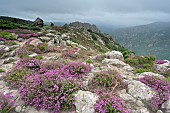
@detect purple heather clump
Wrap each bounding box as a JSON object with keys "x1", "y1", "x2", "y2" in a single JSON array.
[
  {"x1": 94, "y1": 92, "x2": 129, "y2": 113},
  {"x1": 61, "y1": 62, "x2": 92, "y2": 78},
  {"x1": 16, "y1": 58, "x2": 41, "y2": 69},
  {"x1": 155, "y1": 60, "x2": 168, "y2": 64},
  {"x1": 25, "y1": 38, "x2": 34, "y2": 45},
  {"x1": 0, "y1": 93, "x2": 15, "y2": 112},
  {"x1": 139, "y1": 75, "x2": 170, "y2": 110},
  {"x1": 18, "y1": 62, "x2": 91, "y2": 112},
  {"x1": 0, "y1": 37, "x2": 6, "y2": 41},
  {"x1": 18, "y1": 33, "x2": 38, "y2": 39}
]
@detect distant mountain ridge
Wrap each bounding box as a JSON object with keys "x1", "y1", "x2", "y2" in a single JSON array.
[{"x1": 111, "y1": 21, "x2": 170, "y2": 60}]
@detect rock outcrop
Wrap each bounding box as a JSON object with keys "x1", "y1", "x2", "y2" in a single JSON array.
[
  {"x1": 69, "y1": 21, "x2": 100, "y2": 33},
  {"x1": 33, "y1": 17, "x2": 44, "y2": 27}
]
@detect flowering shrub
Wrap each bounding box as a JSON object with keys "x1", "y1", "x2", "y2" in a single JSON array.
[
  {"x1": 16, "y1": 44, "x2": 42, "y2": 57},
  {"x1": 0, "y1": 37, "x2": 6, "y2": 41},
  {"x1": 3, "y1": 29, "x2": 33, "y2": 34},
  {"x1": 4, "y1": 59, "x2": 62, "y2": 88},
  {"x1": 94, "y1": 93, "x2": 129, "y2": 113},
  {"x1": 61, "y1": 48, "x2": 79, "y2": 59},
  {"x1": 18, "y1": 33, "x2": 38, "y2": 39},
  {"x1": 4, "y1": 69, "x2": 30, "y2": 88},
  {"x1": 61, "y1": 62, "x2": 92, "y2": 78},
  {"x1": 139, "y1": 75, "x2": 170, "y2": 110},
  {"x1": 0, "y1": 93, "x2": 15, "y2": 113},
  {"x1": 155, "y1": 60, "x2": 167, "y2": 64},
  {"x1": 89, "y1": 71, "x2": 128, "y2": 92},
  {"x1": 16, "y1": 58, "x2": 41, "y2": 70},
  {"x1": 25, "y1": 38, "x2": 34, "y2": 45},
  {"x1": 18, "y1": 62, "x2": 91, "y2": 112}
]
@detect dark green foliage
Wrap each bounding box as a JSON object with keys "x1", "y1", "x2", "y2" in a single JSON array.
[
  {"x1": 125, "y1": 56, "x2": 155, "y2": 72},
  {"x1": 4, "y1": 69, "x2": 29, "y2": 88},
  {"x1": 123, "y1": 50, "x2": 135, "y2": 59},
  {"x1": 135, "y1": 69, "x2": 150, "y2": 73},
  {"x1": 70, "y1": 38, "x2": 79, "y2": 44},
  {"x1": 0, "y1": 20, "x2": 40, "y2": 31},
  {"x1": 0, "y1": 69, "x2": 5, "y2": 73},
  {"x1": 0, "y1": 32, "x2": 16, "y2": 40},
  {"x1": 34, "y1": 55, "x2": 43, "y2": 60},
  {"x1": 92, "y1": 34, "x2": 97, "y2": 40},
  {"x1": 37, "y1": 43, "x2": 47, "y2": 52}
]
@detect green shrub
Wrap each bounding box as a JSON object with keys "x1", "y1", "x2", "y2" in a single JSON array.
[
  {"x1": 4, "y1": 69, "x2": 29, "y2": 88},
  {"x1": 125, "y1": 58, "x2": 138, "y2": 66},
  {"x1": 86, "y1": 58, "x2": 93, "y2": 64},
  {"x1": 135, "y1": 69, "x2": 150, "y2": 73},
  {"x1": 70, "y1": 38, "x2": 79, "y2": 44},
  {"x1": 34, "y1": 55, "x2": 43, "y2": 60},
  {"x1": 0, "y1": 32, "x2": 16, "y2": 40},
  {"x1": 92, "y1": 34, "x2": 97, "y2": 40},
  {"x1": 0, "y1": 69, "x2": 5, "y2": 73},
  {"x1": 89, "y1": 70, "x2": 127, "y2": 91},
  {"x1": 165, "y1": 77, "x2": 170, "y2": 82},
  {"x1": 37, "y1": 43, "x2": 47, "y2": 52}
]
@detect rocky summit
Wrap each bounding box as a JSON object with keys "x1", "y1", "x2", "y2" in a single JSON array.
[{"x1": 0, "y1": 17, "x2": 170, "y2": 113}]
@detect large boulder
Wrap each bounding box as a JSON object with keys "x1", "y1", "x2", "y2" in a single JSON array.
[
  {"x1": 74, "y1": 90, "x2": 98, "y2": 113},
  {"x1": 33, "y1": 17, "x2": 44, "y2": 27},
  {"x1": 0, "y1": 45, "x2": 9, "y2": 53},
  {"x1": 138, "y1": 72, "x2": 165, "y2": 79},
  {"x1": 161, "y1": 99, "x2": 170, "y2": 113},
  {"x1": 105, "y1": 50, "x2": 124, "y2": 60},
  {"x1": 128, "y1": 80, "x2": 155, "y2": 102},
  {"x1": 154, "y1": 60, "x2": 170, "y2": 73}
]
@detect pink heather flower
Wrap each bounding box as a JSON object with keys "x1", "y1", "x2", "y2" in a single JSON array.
[
  {"x1": 139, "y1": 75, "x2": 170, "y2": 110},
  {"x1": 155, "y1": 60, "x2": 167, "y2": 64},
  {"x1": 0, "y1": 37, "x2": 6, "y2": 41}
]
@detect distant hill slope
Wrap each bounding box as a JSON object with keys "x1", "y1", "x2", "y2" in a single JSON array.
[
  {"x1": 111, "y1": 22, "x2": 170, "y2": 60},
  {"x1": 0, "y1": 16, "x2": 33, "y2": 24}
]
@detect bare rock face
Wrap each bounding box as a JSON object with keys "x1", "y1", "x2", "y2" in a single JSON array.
[
  {"x1": 33, "y1": 17, "x2": 44, "y2": 27},
  {"x1": 161, "y1": 99, "x2": 170, "y2": 113},
  {"x1": 74, "y1": 90, "x2": 98, "y2": 113},
  {"x1": 128, "y1": 80, "x2": 155, "y2": 102},
  {"x1": 105, "y1": 50, "x2": 124, "y2": 61}
]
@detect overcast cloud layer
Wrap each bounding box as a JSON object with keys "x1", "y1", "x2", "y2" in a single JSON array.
[{"x1": 0, "y1": 0, "x2": 170, "y2": 27}]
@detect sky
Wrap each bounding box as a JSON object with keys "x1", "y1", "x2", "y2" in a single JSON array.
[{"x1": 0, "y1": 0, "x2": 170, "y2": 28}]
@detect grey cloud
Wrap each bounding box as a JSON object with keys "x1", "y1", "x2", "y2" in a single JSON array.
[{"x1": 0, "y1": 0, "x2": 170, "y2": 27}]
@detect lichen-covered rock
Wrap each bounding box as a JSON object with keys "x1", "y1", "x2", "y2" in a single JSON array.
[
  {"x1": 161, "y1": 100, "x2": 170, "y2": 113},
  {"x1": 128, "y1": 80, "x2": 155, "y2": 102},
  {"x1": 154, "y1": 60, "x2": 170, "y2": 73},
  {"x1": 29, "y1": 39, "x2": 43, "y2": 46},
  {"x1": 0, "y1": 45, "x2": 9, "y2": 53},
  {"x1": 75, "y1": 90, "x2": 98, "y2": 113},
  {"x1": 138, "y1": 72, "x2": 164, "y2": 78},
  {"x1": 105, "y1": 50, "x2": 124, "y2": 60}
]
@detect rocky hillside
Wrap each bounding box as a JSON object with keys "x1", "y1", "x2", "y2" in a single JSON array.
[
  {"x1": 111, "y1": 22, "x2": 170, "y2": 60},
  {"x1": 0, "y1": 18, "x2": 170, "y2": 113},
  {"x1": 69, "y1": 21, "x2": 100, "y2": 33}
]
